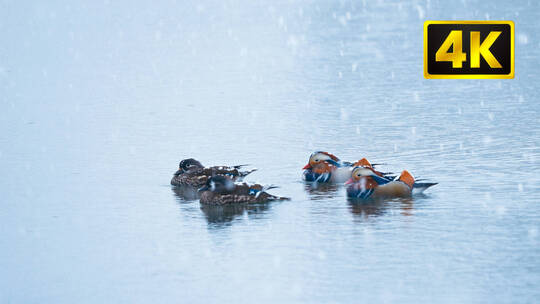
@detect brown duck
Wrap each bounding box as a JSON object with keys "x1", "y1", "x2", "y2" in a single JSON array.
[
  {"x1": 171, "y1": 158, "x2": 256, "y2": 188},
  {"x1": 198, "y1": 176, "x2": 290, "y2": 205}
]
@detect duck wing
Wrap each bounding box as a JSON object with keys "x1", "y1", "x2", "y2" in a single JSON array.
[
  {"x1": 171, "y1": 171, "x2": 209, "y2": 187},
  {"x1": 205, "y1": 166, "x2": 257, "y2": 180},
  {"x1": 237, "y1": 183, "x2": 290, "y2": 202}
]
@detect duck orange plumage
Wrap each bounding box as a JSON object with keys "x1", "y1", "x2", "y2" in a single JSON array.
[{"x1": 346, "y1": 166, "x2": 435, "y2": 199}]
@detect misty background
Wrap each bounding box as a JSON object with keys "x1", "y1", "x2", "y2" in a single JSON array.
[{"x1": 1, "y1": 0, "x2": 539, "y2": 303}]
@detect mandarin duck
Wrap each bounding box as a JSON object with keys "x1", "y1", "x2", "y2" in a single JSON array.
[
  {"x1": 345, "y1": 166, "x2": 437, "y2": 199},
  {"x1": 302, "y1": 151, "x2": 391, "y2": 183},
  {"x1": 198, "y1": 176, "x2": 290, "y2": 205},
  {"x1": 171, "y1": 158, "x2": 256, "y2": 188}
]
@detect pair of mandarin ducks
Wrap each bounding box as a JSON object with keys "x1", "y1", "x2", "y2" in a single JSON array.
[{"x1": 302, "y1": 151, "x2": 437, "y2": 200}]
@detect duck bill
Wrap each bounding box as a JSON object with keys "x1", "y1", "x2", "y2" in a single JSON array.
[
  {"x1": 198, "y1": 185, "x2": 209, "y2": 192},
  {"x1": 302, "y1": 163, "x2": 312, "y2": 170},
  {"x1": 344, "y1": 178, "x2": 354, "y2": 185},
  {"x1": 174, "y1": 169, "x2": 184, "y2": 176}
]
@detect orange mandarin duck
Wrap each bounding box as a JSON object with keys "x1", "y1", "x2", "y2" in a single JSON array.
[
  {"x1": 302, "y1": 151, "x2": 348, "y2": 183},
  {"x1": 302, "y1": 151, "x2": 392, "y2": 183},
  {"x1": 345, "y1": 166, "x2": 437, "y2": 199}
]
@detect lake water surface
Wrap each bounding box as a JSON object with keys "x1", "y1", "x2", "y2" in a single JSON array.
[{"x1": 1, "y1": 0, "x2": 539, "y2": 303}]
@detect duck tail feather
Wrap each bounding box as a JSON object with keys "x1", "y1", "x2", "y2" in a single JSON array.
[
  {"x1": 233, "y1": 164, "x2": 250, "y2": 169},
  {"x1": 263, "y1": 184, "x2": 279, "y2": 191},
  {"x1": 239, "y1": 168, "x2": 257, "y2": 177},
  {"x1": 413, "y1": 182, "x2": 438, "y2": 189}
]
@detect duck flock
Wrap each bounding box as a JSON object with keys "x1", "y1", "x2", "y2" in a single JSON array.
[{"x1": 171, "y1": 152, "x2": 437, "y2": 205}]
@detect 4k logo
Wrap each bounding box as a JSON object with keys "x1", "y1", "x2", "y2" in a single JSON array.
[{"x1": 424, "y1": 21, "x2": 514, "y2": 79}]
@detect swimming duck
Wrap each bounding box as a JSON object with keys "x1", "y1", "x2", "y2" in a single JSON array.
[
  {"x1": 198, "y1": 176, "x2": 290, "y2": 205},
  {"x1": 171, "y1": 158, "x2": 256, "y2": 188},
  {"x1": 302, "y1": 151, "x2": 390, "y2": 183},
  {"x1": 345, "y1": 166, "x2": 437, "y2": 199}
]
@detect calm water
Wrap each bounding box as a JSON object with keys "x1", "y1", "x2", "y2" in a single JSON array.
[{"x1": 1, "y1": 0, "x2": 539, "y2": 303}]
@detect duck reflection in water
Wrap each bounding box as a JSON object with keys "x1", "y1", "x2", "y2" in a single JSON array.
[
  {"x1": 171, "y1": 185, "x2": 199, "y2": 201},
  {"x1": 348, "y1": 197, "x2": 415, "y2": 219},
  {"x1": 199, "y1": 203, "x2": 271, "y2": 226},
  {"x1": 303, "y1": 182, "x2": 341, "y2": 200}
]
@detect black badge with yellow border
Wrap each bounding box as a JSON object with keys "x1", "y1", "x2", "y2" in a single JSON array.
[{"x1": 424, "y1": 21, "x2": 514, "y2": 79}]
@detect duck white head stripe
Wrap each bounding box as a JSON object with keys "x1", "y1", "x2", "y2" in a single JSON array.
[
  {"x1": 310, "y1": 152, "x2": 331, "y2": 163},
  {"x1": 352, "y1": 167, "x2": 374, "y2": 178},
  {"x1": 309, "y1": 152, "x2": 341, "y2": 167}
]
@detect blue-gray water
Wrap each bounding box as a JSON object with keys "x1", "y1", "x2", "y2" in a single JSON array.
[{"x1": 1, "y1": 0, "x2": 539, "y2": 303}]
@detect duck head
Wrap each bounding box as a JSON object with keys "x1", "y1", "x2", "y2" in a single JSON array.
[
  {"x1": 348, "y1": 166, "x2": 375, "y2": 183},
  {"x1": 345, "y1": 166, "x2": 379, "y2": 198},
  {"x1": 345, "y1": 166, "x2": 390, "y2": 186},
  {"x1": 198, "y1": 175, "x2": 235, "y2": 194},
  {"x1": 302, "y1": 151, "x2": 341, "y2": 182},
  {"x1": 302, "y1": 151, "x2": 341, "y2": 170},
  {"x1": 174, "y1": 158, "x2": 204, "y2": 176}
]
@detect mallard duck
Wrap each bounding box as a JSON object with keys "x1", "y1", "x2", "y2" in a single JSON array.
[
  {"x1": 198, "y1": 176, "x2": 290, "y2": 205},
  {"x1": 171, "y1": 158, "x2": 256, "y2": 188}
]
